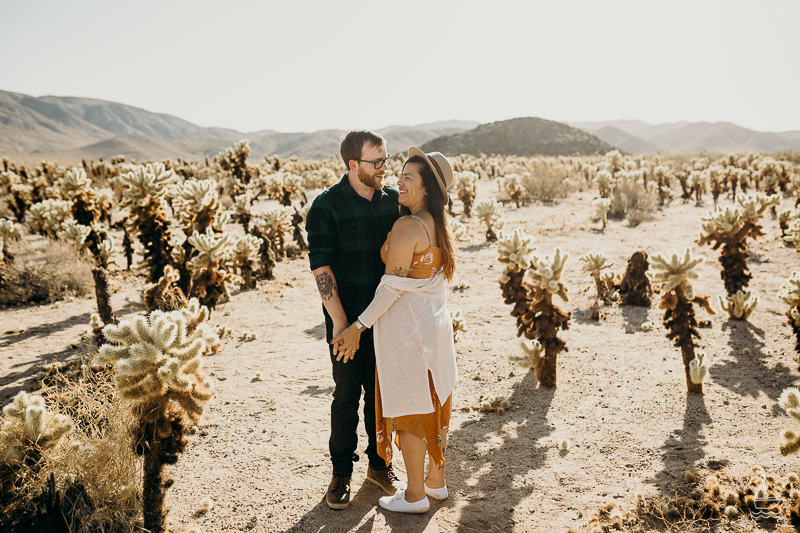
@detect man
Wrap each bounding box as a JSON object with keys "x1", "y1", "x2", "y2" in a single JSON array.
[{"x1": 306, "y1": 130, "x2": 406, "y2": 510}]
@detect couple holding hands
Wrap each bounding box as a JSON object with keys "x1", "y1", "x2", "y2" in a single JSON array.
[{"x1": 307, "y1": 130, "x2": 458, "y2": 514}]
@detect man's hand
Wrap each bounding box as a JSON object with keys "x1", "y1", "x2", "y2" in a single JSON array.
[{"x1": 331, "y1": 324, "x2": 362, "y2": 363}]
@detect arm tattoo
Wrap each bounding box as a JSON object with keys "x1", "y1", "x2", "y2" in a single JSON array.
[
  {"x1": 391, "y1": 267, "x2": 407, "y2": 277},
  {"x1": 316, "y1": 272, "x2": 337, "y2": 301}
]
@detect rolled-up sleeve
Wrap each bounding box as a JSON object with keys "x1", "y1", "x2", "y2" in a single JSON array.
[{"x1": 307, "y1": 198, "x2": 337, "y2": 271}]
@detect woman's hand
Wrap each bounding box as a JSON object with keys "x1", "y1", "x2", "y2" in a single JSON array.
[{"x1": 331, "y1": 324, "x2": 361, "y2": 363}]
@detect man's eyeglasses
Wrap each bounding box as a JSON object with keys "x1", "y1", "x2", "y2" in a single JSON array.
[{"x1": 356, "y1": 156, "x2": 392, "y2": 170}]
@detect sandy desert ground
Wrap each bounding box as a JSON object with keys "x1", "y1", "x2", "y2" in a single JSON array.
[{"x1": 2, "y1": 180, "x2": 800, "y2": 533}]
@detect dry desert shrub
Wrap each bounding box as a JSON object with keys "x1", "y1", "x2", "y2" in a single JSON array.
[
  {"x1": 521, "y1": 159, "x2": 572, "y2": 204},
  {"x1": 608, "y1": 180, "x2": 657, "y2": 227},
  {"x1": 1, "y1": 367, "x2": 141, "y2": 532},
  {"x1": 0, "y1": 237, "x2": 93, "y2": 305}
]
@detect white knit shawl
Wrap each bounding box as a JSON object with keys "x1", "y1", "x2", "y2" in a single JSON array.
[{"x1": 358, "y1": 273, "x2": 457, "y2": 418}]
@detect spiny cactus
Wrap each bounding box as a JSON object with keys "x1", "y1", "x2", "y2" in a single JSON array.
[
  {"x1": 450, "y1": 309, "x2": 468, "y2": 342},
  {"x1": 0, "y1": 392, "x2": 75, "y2": 503},
  {"x1": 57, "y1": 219, "x2": 92, "y2": 251},
  {"x1": 473, "y1": 197, "x2": 504, "y2": 241},
  {"x1": 253, "y1": 206, "x2": 295, "y2": 277},
  {"x1": 454, "y1": 171, "x2": 478, "y2": 217},
  {"x1": 170, "y1": 179, "x2": 223, "y2": 235},
  {"x1": 1, "y1": 392, "x2": 74, "y2": 464},
  {"x1": 27, "y1": 198, "x2": 73, "y2": 238},
  {"x1": 95, "y1": 299, "x2": 216, "y2": 533},
  {"x1": 648, "y1": 248, "x2": 715, "y2": 393},
  {"x1": 779, "y1": 388, "x2": 800, "y2": 456},
  {"x1": 593, "y1": 169, "x2": 614, "y2": 198},
  {"x1": 57, "y1": 167, "x2": 112, "y2": 260},
  {"x1": 119, "y1": 163, "x2": 178, "y2": 282},
  {"x1": 497, "y1": 228, "x2": 536, "y2": 336},
  {"x1": 186, "y1": 228, "x2": 234, "y2": 309},
  {"x1": 510, "y1": 338, "x2": 544, "y2": 369},
  {"x1": 689, "y1": 351, "x2": 709, "y2": 384},
  {"x1": 697, "y1": 192, "x2": 780, "y2": 296},
  {"x1": 216, "y1": 139, "x2": 255, "y2": 198},
  {"x1": 618, "y1": 251, "x2": 652, "y2": 306},
  {"x1": 500, "y1": 173, "x2": 526, "y2": 207},
  {"x1": 579, "y1": 251, "x2": 615, "y2": 303},
  {"x1": 520, "y1": 247, "x2": 571, "y2": 387},
  {"x1": 450, "y1": 217, "x2": 469, "y2": 242},
  {"x1": 230, "y1": 234, "x2": 263, "y2": 290},
  {"x1": 592, "y1": 198, "x2": 611, "y2": 230},
  {"x1": 779, "y1": 272, "x2": 800, "y2": 362},
  {"x1": 654, "y1": 165, "x2": 673, "y2": 206},
  {"x1": 718, "y1": 290, "x2": 758, "y2": 321},
  {"x1": 233, "y1": 190, "x2": 254, "y2": 233},
  {"x1": 0, "y1": 218, "x2": 21, "y2": 263}
]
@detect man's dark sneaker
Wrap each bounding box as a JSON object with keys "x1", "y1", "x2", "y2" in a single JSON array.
[
  {"x1": 366, "y1": 466, "x2": 408, "y2": 495},
  {"x1": 326, "y1": 475, "x2": 351, "y2": 509}
]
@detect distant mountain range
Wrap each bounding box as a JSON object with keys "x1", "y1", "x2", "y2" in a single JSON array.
[
  {"x1": 569, "y1": 120, "x2": 800, "y2": 154},
  {"x1": 2, "y1": 89, "x2": 799, "y2": 162},
  {"x1": 421, "y1": 117, "x2": 615, "y2": 157},
  {"x1": 0, "y1": 90, "x2": 479, "y2": 162}
]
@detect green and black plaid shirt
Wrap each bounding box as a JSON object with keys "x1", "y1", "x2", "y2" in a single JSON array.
[{"x1": 307, "y1": 174, "x2": 399, "y2": 330}]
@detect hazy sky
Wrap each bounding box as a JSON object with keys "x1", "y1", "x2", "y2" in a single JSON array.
[{"x1": 2, "y1": 0, "x2": 798, "y2": 134}]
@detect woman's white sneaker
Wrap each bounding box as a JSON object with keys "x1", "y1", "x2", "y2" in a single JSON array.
[
  {"x1": 378, "y1": 489, "x2": 430, "y2": 513},
  {"x1": 424, "y1": 483, "x2": 448, "y2": 501}
]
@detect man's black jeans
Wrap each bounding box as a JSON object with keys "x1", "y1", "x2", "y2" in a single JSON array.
[{"x1": 328, "y1": 330, "x2": 388, "y2": 477}]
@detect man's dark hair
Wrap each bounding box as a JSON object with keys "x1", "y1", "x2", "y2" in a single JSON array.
[{"x1": 340, "y1": 130, "x2": 386, "y2": 169}]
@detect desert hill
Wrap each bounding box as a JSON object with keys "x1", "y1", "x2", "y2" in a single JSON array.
[
  {"x1": 571, "y1": 120, "x2": 800, "y2": 154},
  {"x1": 0, "y1": 90, "x2": 479, "y2": 162},
  {"x1": 421, "y1": 117, "x2": 616, "y2": 157}
]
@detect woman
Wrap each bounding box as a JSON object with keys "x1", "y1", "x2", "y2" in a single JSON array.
[{"x1": 332, "y1": 147, "x2": 458, "y2": 514}]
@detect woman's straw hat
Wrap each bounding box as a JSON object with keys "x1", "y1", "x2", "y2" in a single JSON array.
[{"x1": 408, "y1": 146, "x2": 454, "y2": 204}]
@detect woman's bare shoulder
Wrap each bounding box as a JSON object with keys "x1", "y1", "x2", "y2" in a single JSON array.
[{"x1": 389, "y1": 216, "x2": 427, "y2": 245}]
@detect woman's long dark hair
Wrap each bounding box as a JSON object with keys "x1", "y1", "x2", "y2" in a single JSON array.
[{"x1": 400, "y1": 155, "x2": 456, "y2": 281}]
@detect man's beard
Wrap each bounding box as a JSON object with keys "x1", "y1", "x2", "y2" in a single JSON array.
[{"x1": 357, "y1": 166, "x2": 383, "y2": 190}]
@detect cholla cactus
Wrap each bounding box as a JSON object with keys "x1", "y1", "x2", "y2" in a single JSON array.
[
  {"x1": 450, "y1": 309, "x2": 468, "y2": 342},
  {"x1": 27, "y1": 198, "x2": 73, "y2": 238},
  {"x1": 718, "y1": 290, "x2": 758, "y2": 321},
  {"x1": 689, "y1": 351, "x2": 709, "y2": 384},
  {"x1": 510, "y1": 338, "x2": 544, "y2": 369},
  {"x1": 618, "y1": 251, "x2": 652, "y2": 306},
  {"x1": 473, "y1": 197, "x2": 504, "y2": 241},
  {"x1": 593, "y1": 170, "x2": 614, "y2": 198},
  {"x1": 187, "y1": 229, "x2": 234, "y2": 309},
  {"x1": 450, "y1": 217, "x2": 469, "y2": 242},
  {"x1": 454, "y1": 171, "x2": 478, "y2": 217},
  {"x1": 500, "y1": 173, "x2": 526, "y2": 207},
  {"x1": 779, "y1": 388, "x2": 800, "y2": 456},
  {"x1": 1, "y1": 392, "x2": 74, "y2": 465},
  {"x1": 654, "y1": 165, "x2": 673, "y2": 206},
  {"x1": 0, "y1": 218, "x2": 22, "y2": 263},
  {"x1": 497, "y1": 228, "x2": 536, "y2": 335},
  {"x1": 697, "y1": 193, "x2": 780, "y2": 295},
  {"x1": 255, "y1": 205, "x2": 295, "y2": 260},
  {"x1": 779, "y1": 272, "x2": 800, "y2": 361},
  {"x1": 230, "y1": 234, "x2": 263, "y2": 290},
  {"x1": 97, "y1": 237, "x2": 117, "y2": 269},
  {"x1": 119, "y1": 163, "x2": 178, "y2": 282},
  {"x1": 689, "y1": 170, "x2": 707, "y2": 205},
  {"x1": 96, "y1": 299, "x2": 216, "y2": 533},
  {"x1": 592, "y1": 198, "x2": 611, "y2": 230},
  {"x1": 216, "y1": 139, "x2": 254, "y2": 198},
  {"x1": 520, "y1": 248, "x2": 571, "y2": 388},
  {"x1": 579, "y1": 251, "x2": 615, "y2": 302},
  {"x1": 648, "y1": 248, "x2": 715, "y2": 393},
  {"x1": 170, "y1": 179, "x2": 222, "y2": 235},
  {"x1": 57, "y1": 219, "x2": 92, "y2": 251},
  {"x1": 233, "y1": 190, "x2": 254, "y2": 233}
]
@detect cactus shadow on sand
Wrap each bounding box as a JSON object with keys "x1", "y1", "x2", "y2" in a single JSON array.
[
  {"x1": 712, "y1": 320, "x2": 795, "y2": 401},
  {"x1": 444, "y1": 370, "x2": 556, "y2": 531},
  {"x1": 646, "y1": 394, "x2": 714, "y2": 497},
  {"x1": 620, "y1": 304, "x2": 651, "y2": 331},
  {"x1": 302, "y1": 323, "x2": 326, "y2": 340}
]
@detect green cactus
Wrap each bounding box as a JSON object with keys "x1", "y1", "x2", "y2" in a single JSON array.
[
  {"x1": 718, "y1": 290, "x2": 758, "y2": 321},
  {"x1": 778, "y1": 388, "x2": 800, "y2": 456},
  {"x1": 579, "y1": 251, "x2": 615, "y2": 303}
]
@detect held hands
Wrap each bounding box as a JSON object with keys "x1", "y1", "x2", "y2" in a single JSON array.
[{"x1": 331, "y1": 324, "x2": 362, "y2": 363}]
